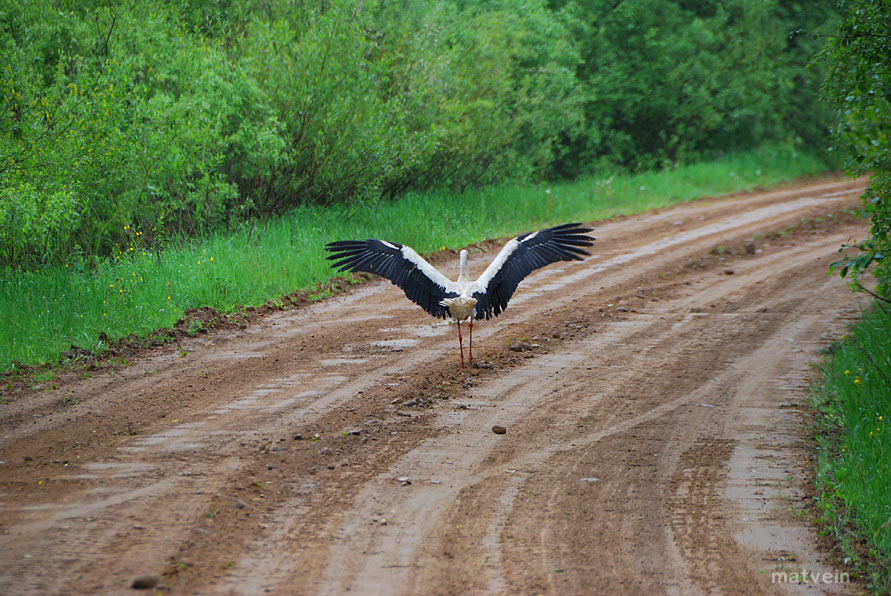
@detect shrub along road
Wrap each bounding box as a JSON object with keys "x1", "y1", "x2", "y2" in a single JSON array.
[{"x1": 0, "y1": 177, "x2": 870, "y2": 595}]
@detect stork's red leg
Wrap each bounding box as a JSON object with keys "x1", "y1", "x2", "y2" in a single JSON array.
[
  {"x1": 468, "y1": 318, "x2": 473, "y2": 364},
  {"x1": 456, "y1": 320, "x2": 465, "y2": 368}
]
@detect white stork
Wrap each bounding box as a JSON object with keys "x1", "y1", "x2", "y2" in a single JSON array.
[{"x1": 325, "y1": 222, "x2": 595, "y2": 368}]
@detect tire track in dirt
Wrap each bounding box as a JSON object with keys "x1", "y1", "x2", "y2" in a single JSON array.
[
  {"x1": 411, "y1": 239, "x2": 861, "y2": 596},
  {"x1": 220, "y1": 195, "x2": 866, "y2": 593},
  {"x1": 0, "y1": 177, "x2": 868, "y2": 595}
]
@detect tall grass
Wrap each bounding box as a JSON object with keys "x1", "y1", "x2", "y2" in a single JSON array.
[
  {"x1": 0, "y1": 144, "x2": 832, "y2": 372},
  {"x1": 812, "y1": 304, "x2": 891, "y2": 592}
]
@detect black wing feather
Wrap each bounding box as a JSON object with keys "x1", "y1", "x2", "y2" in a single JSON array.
[
  {"x1": 473, "y1": 222, "x2": 594, "y2": 320},
  {"x1": 325, "y1": 239, "x2": 456, "y2": 319}
]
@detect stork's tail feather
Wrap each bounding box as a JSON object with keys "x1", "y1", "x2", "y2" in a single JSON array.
[{"x1": 440, "y1": 296, "x2": 477, "y2": 322}]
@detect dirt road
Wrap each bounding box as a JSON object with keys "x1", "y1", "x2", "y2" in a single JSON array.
[{"x1": 0, "y1": 177, "x2": 871, "y2": 595}]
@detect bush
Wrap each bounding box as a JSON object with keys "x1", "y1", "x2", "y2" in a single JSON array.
[
  {"x1": 0, "y1": 2, "x2": 260, "y2": 264},
  {"x1": 823, "y1": 0, "x2": 891, "y2": 294},
  {"x1": 0, "y1": 0, "x2": 839, "y2": 270},
  {"x1": 552, "y1": 0, "x2": 837, "y2": 174}
]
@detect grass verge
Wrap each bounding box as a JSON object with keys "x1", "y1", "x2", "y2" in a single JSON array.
[
  {"x1": 811, "y1": 302, "x2": 891, "y2": 593},
  {"x1": 1, "y1": 143, "x2": 834, "y2": 372}
]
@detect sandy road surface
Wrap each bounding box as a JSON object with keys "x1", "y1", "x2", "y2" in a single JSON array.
[{"x1": 0, "y1": 177, "x2": 871, "y2": 595}]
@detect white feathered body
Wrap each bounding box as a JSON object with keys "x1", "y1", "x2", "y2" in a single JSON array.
[{"x1": 439, "y1": 249, "x2": 480, "y2": 321}]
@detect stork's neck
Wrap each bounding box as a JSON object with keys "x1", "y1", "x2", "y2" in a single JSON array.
[{"x1": 457, "y1": 250, "x2": 470, "y2": 282}]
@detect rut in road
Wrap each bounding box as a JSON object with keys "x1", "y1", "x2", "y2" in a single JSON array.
[{"x1": 0, "y1": 177, "x2": 867, "y2": 595}]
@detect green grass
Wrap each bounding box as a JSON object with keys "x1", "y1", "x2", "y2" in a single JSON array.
[
  {"x1": 0, "y1": 144, "x2": 833, "y2": 372},
  {"x1": 812, "y1": 303, "x2": 891, "y2": 593}
]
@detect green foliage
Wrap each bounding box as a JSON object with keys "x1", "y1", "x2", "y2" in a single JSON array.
[
  {"x1": 553, "y1": 0, "x2": 837, "y2": 174},
  {"x1": 812, "y1": 305, "x2": 891, "y2": 592},
  {"x1": 823, "y1": 0, "x2": 891, "y2": 293},
  {"x1": 383, "y1": 0, "x2": 584, "y2": 191},
  {"x1": 0, "y1": 0, "x2": 838, "y2": 271},
  {"x1": 0, "y1": 1, "x2": 261, "y2": 264},
  {"x1": 237, "y1": 2, "x2": 422, "y2": 208},
  {"x1": 0, "y1": 144, "x2": 832, "y2": 371},
  {"x1": 818, "y1": 7, "x2": 891, "y2": 583}
]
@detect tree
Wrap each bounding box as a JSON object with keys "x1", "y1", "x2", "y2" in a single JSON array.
[
  {"x1": 551, "y1": 0, "x2": 837, "y2": 175},
  {"x1": 824, "y1": 0, "x2": 891, "y2": 294}
]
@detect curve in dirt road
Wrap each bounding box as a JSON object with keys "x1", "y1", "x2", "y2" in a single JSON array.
[{"x1": 0, "y1": 177, "x2": 868, "y2": 595}]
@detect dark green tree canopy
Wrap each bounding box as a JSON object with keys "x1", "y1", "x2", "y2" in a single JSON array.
[{"x1": 0, "y1": 0, "x2": 837, "y2": 269}]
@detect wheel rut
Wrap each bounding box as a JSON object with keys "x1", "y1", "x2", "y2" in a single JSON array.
[{"x1": 0, "y1": 177, "x2": 868, "y2": 595}]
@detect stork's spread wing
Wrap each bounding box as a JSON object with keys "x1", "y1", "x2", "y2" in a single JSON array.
[
  {"x1": 325, "y1": 239, "x2": 457, "y2": 319},
  {"x1": 472, "y1": 223, "x2": 594, "y2": 320}
]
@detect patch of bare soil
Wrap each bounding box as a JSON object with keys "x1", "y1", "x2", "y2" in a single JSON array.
[{"x1": 0, "y1": 177, "x2": 870, "y2": 595}]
